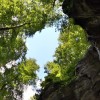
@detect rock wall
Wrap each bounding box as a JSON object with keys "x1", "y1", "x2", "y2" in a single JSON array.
[
  {"x1": 38, "y1": 0, "x2": 100, "y2": 100},
  {"x1": 62, "y1": 0, "x2": 100, "y2": 36},
  {"x1": 39, "y1": 47, "x2": 100, "y2": 100},
  {"x1": 75, "y1": 46, "x2": 100, "y2": 100}
]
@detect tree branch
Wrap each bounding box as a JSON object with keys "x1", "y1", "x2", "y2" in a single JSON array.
[
  {"x1": 53, "y1": 0, "x2": 56, "y2": 7},
  {"x1": 0, "y1": 22, "x2": 30, "y2": 31}
]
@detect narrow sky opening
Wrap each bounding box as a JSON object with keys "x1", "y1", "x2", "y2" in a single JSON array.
[
  {"x1": 23, "y1": 27, "x2": 59, "y2": 100},
  {"x1": 26, "y1": 27, "x2": 60, "y2": 80}
]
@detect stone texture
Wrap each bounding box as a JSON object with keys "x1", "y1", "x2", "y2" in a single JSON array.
[{"x1": 62, "y1": 0, "x2": 100, "y2": 36}]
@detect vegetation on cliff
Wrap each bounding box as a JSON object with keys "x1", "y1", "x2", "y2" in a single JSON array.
[{"x1": 41, "y1": 18, "x2": 89, "y2": 90}]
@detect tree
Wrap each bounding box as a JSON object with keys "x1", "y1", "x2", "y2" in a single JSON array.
[
  {"x1": 0, "y1": 0, "x2": 63, "y2": 99},
  {"x1": 44, "y1": 19, "x2": 90, "y2": 87},
  {"x1": 30, "y1": 95, "x2": 37, "y2": 100},
  {"x1": 0, "y1": 58, "x2": 39, "y2": 100},
  {"x1": 0, "y1": 0, "x2": 62, "y2": 36},
  {"x1": 0, "y1": 32, "x2": 27, "y2": 66}
]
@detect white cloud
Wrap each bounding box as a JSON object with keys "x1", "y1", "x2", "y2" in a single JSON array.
[
  {"x1": 23, "y1": 80, "x2": 42, "y2": 100},
  {"x1": 23, "y1": 85, "x2": 36, "y2": 100}
]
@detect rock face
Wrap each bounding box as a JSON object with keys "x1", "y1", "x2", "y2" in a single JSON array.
[
  {"x1": 38, "y1": 0, "x2": 100, "y2": 100},
  {"x1": 63, "y1": 1, "x2": 100, "y2": 99},
  {"x1": 75, "y1": 47, "x2": 100, "y2": 100},
  {"x1": 39, "y1": 47, "x2": 100, "y2": 100},
  {"x1": 62, "y1": 0, "x2": 100, "y2": 36}
]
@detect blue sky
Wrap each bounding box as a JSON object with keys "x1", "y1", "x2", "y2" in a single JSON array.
[
  {"x1": 26, "y1": 27, "x2": 60, "y2": 80},
  {"x1": 23, "y1": 27, "x2": 60, "y2": 100}
]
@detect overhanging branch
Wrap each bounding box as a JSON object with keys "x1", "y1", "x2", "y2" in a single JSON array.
[{"x1": 0, "y1": 22, "x2": 30, "y2": 31}]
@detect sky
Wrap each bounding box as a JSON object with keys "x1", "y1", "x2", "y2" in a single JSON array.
[{"x1": 23, "y1": 27, "x2": 60, "y2": 100}]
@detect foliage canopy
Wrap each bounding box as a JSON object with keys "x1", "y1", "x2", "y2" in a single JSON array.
[{"x1": 42, "y1": 19, "x2": 90, "y2": 88}]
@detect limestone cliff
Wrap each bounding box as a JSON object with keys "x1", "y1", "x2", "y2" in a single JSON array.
[{"x1": 38, "y1": 0, "x2": 100, "y2": 100}]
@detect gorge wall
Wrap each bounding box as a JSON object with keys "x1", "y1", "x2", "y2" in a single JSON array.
[{"x1": 38, "y1": 0, "x2": 100, "y2": 100}]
